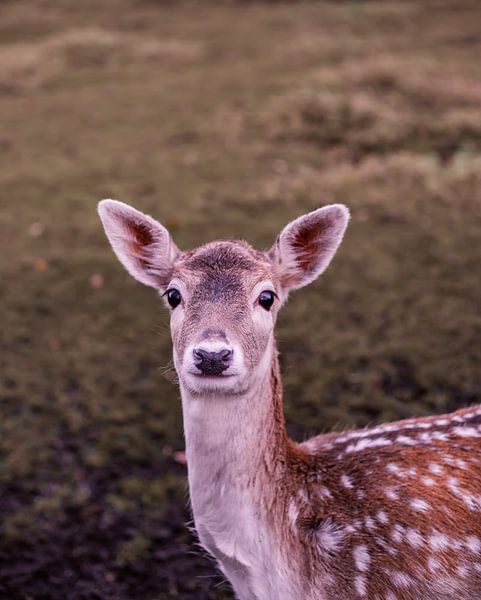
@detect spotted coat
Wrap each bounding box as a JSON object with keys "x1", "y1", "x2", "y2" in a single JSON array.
[{"x1": 290, "y1": 405, "x2": 481, "y2": 599}]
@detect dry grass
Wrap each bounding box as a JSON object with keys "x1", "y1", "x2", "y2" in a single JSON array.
[
  {"x1": 262, "y1": 55, "x2": 481, "y2": 162},
  {"x1": 0, "y1": 27, "x2": 204, "y2": 92}
]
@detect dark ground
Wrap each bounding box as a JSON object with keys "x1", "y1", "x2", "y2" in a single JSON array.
[{"x1": 1, "y1": 0, "x2": 481, "y2": 598}]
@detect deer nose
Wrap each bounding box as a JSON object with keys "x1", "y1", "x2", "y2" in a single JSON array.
[{"x1": 193, "y1": 347, "x2": 233, "y2": 376}]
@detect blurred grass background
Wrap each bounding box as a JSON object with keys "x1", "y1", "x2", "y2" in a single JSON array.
[{"x1": 0, "y1": 0, "x2": 480, "y2": 598}]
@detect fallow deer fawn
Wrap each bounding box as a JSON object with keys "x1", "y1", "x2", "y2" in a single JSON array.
[{"x1": 99, "y1": 200, "x2": 481, "y2": 600}]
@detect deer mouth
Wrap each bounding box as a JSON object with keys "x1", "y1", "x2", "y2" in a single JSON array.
[
  {"x1": 181, "y1": 368, "x2": 246, "y2": 396},
  {"x1": 189, "y1": 370, "x2": 238, "y2": 382},
  {"x1": 193, "y1": 372, "x2": 235, "y2": 378}
]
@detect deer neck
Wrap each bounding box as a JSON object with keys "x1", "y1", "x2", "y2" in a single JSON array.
[{"x1": 179, "y1": 339, "x2": 289, "y2": 533}]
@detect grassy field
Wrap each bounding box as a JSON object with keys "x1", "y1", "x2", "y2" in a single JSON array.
[{"x1": 1, "y1": 0, "x2": 481, "y2": 598}]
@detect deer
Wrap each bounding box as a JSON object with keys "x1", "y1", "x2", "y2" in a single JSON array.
[{"x1": 98, "y1": 199, "x2": 481, "y2": 600}]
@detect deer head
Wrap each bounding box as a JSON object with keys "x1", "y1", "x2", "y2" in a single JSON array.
[{"x1": 98, "y1": 200, "x2": 349, "y2": 398}]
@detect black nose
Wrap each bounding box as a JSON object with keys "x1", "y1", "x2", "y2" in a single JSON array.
[{"x1": 193, "y1": 348, "x2": 233, "y2": 376}]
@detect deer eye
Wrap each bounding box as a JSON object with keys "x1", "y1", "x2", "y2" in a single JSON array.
[
  {"x1": 258, "y1": 290, "x2": 275, "y2": 311},
  {"x1": 166, "y1": 288, "x2": 182, "y2": 309}
]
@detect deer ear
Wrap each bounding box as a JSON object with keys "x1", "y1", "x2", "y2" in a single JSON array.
[
  {"x1": 98, "y1": 199, "x2": 181, "y2": 289},
  {"x1": 269, "y1": 204, "x2": 349, "y2": 291}
]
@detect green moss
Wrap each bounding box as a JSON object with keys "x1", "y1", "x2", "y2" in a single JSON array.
[
  {"x1": 116, "y1": 533, "x2": 151, "y2": 566},
  {"x1": 3, "y1": 510, "x2": 40, "y2": 541}
]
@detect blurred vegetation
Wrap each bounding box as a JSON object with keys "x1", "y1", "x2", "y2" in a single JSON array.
[{"x1": 0, "y1": 0, "x2": 480, "y2": 598}]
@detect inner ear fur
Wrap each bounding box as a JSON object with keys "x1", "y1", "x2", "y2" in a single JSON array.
[
  {"x1": 269, "y1": 204, "x2": 350, "y2": 291},
  {"x1": 98, "y1": 199, "x2": 181, "y2": 289}
]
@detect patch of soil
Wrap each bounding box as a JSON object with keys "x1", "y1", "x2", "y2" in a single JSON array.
[
  {"x1": 0, "y1": 501, "x2": 226, "y2": 600},
  {"x1": 0, "y1": 435, "x2": 229, "y2": 600}
]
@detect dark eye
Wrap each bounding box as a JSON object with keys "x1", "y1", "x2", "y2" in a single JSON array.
[
  {"x1": 258, "y1": 290, "x2": 275, "y2": 311},
  {"x1": 166, "y1": 288, "x2": 182, "y2": 309}
]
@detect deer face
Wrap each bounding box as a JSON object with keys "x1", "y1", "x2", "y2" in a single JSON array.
[
  {"x1": 164, "y1": 241, "x2": 281, "y2": 396},
  {"x1": 98, "y1": 200, "x2": 349, "y2": 397}
]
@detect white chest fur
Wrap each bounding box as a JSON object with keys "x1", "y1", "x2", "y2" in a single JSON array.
[
  {"x1": 181, "y1": 388, "x2": 302, "y2": 600},
  {"x1": 193, "y1": 491, "x2": 298, "y2": 600}
]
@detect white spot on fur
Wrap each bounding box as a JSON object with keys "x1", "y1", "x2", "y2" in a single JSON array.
[
  {"x1": 421, "y1": 476, "x2": 436, "y2": 487},
  {"x1": 410, "y1": 498, "x2": 431, "y2": 512},
  {"x1": 341, "y1": 474, "x2": 353, "y2": 489},
  {"x1": 453, "y1": 426, "x2": 481, "y2": 438},
  {"x1": 428, "y1": 556, "x2": 442, "y2": 572},
  {"x1": 451, "y1": 539, "x2": 463, "y2": 551},
  {"x1": 288, "y1": 499, "x2": 298, "y2": 529},
  {"x1": 376, "y1": 536, "x2": 398, "y2": 556},
  {"x1": 353, "y1": 545, "x2": 371, "y2": 572},
  {"x1": 331, "y1": 412, "x2": 469, "y2": 448},
  {"x1": 428, "y1": 463, "x2": 444, "y2": 475},
  {"x1": 386, "y1": 463, "x2": 405, "y2": 477},
  {"x1": 466, "y1": 536, "x2": 481, "y2": 553},
  {"x1": 316, "y1": 518, "x2": 345, "y2": 554},
  {"x1": 462, "y1": 494, "x2": 481, "y2": 512},
  {"x1": 456, "y1": 565, "x2": 469, "y2": 578},
  {"x1": 406, "y1": 527, "x2": 424, "y2": 548},
  {"x1": 385, "y1": 487, "x2": 399, "y2": 501},
  {"x1": 354, "y1": 574, "x2": 367, "y2": 596},
  {"x1": 429, "y1": 531, "x2": 450, "y2": 551},
  {"x1": 391, "y1": 524, "x2": 405, "y2": 543},
  {"x1": 391, "y1": 571, "x2": 413, "y2": 587},
  {"x1": 319, "y1": 487, "x2": 333, "y2": 500},
  {"x1": 376, "y1": 510, "x2": 389, "y2": 525},
  {"x1": 346, "y1": 437, "x2": 392, "y2": 453},
  {"x1": 396, "y1": 435, "x2": 416, "y2": 445},
  {"x1": 447, "y1": 476, "x2": 470, "y2": 505}
]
